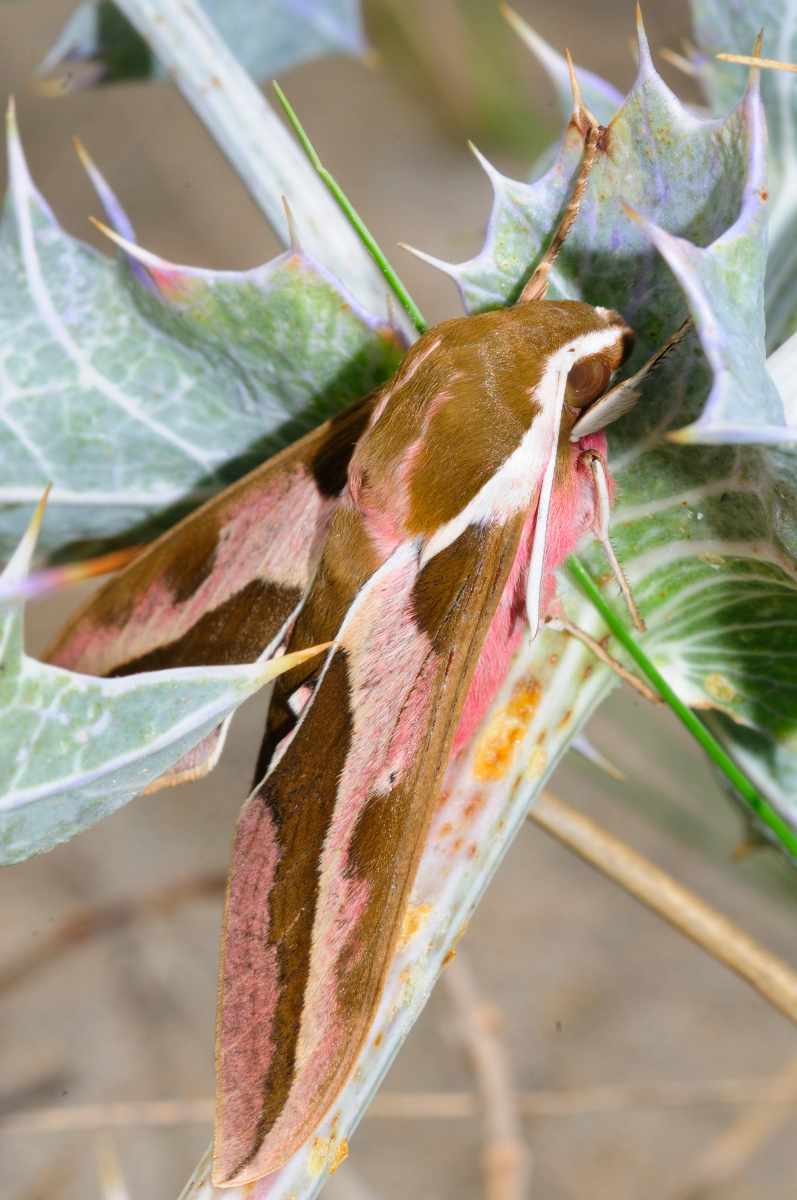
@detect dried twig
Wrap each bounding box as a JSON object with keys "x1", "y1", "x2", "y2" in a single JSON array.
[
  {"x1": 717, "y1": 52, "x2": 797, "y2": 73},
  {"x1": 443, "y1": 953, "x2": 531, "y2": 1200},
  {"x1": 0, "y1": 874, "x2": 226, "y2": 999},
  {"x1": 668, "y1": 1050, "x2": 797, "y2": 1200},
  {"x1": 529, "y1": 791, "x2": 797, "y2": 1027},
  {"x1": 6, "y1": 1077, "x2": 797, "y2": 1136}
]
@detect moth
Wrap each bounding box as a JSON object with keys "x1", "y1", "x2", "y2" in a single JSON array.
[{"x1": 45, "y1": 110, "x2": 688, "y2": 1185}]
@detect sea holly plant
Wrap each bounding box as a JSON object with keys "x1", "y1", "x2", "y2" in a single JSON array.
[
  {"x1": 0, "y1": 494, "x2": 331, "y2": 864},
  {"x1": 0, "y1": 105, "x2": 403, "y2": 556},
  {"x1": 0, "y1": 0, "x2": 796, "y2": 1197},
  {"x1": 32, "y1": 0, "x2": 369, "y2": 94}
]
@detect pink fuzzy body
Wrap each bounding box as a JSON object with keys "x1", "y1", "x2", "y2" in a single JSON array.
[{"x1": 453, "y1": 430, "x2": 609, "y2": 753}]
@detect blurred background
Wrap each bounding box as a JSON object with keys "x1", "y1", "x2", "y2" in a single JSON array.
[{"x1": 2, "y1": 3, "x2": 797, "y2": 1199}]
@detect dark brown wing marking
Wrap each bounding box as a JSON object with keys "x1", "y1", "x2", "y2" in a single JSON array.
[{"x1": 215, "y1": 513, "x2": 525, "y2": 1185}]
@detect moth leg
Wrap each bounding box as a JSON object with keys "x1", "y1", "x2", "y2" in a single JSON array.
[
  {"x1": 545, "y1": 615, "x2": 661, "y2": 704},
  {"x1": 581, "y1": 450, "x2": 646, "y2": 633},
  {"x1": 519, "y1": 116, "x2": 601, "y2": 304}
]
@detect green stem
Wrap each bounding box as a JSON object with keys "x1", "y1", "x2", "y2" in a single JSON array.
[
  {"x1": 567, "y1": 554, "x2": 797, "y2": 860},
  {"x1": 273, "y1": 82, "x2": 429, "y2": 336}
]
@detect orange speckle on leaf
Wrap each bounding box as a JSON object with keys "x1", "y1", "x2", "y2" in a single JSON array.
[
  {"x1": 442, "y1": 947, "x2": 458, "y2": 966},
  {"x1": 464, "y1": 795, "x2": 485, "y2": 820},
  {"x1": 330, "y1": 1140, "x2": 349, "y2": 1173},
  {"x1": 472, "y1": 679, "x2": 542, "y2": 781},
  {"x1": 397, "y1": 902, "x2": 432, "y2": 952}
]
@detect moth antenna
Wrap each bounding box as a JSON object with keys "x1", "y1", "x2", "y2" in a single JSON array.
[
  {"x1": 526, "y1": 403, "x2": 564, "y2": 640},
  {"x1": 565, "y1": 48, "x2": 599, "y2": 131},
  {"x1": 545, "y1": 614, "x2": 660, "y2": 702},
  {"x1": 518, "y1": 122, "x2": 600, "y2": 304},
  {"x1": 587, "y1": 453, "x2": 646, "y2": 633},
  {"x1": 282, "y1": 196, "x2": 302, "y2": 251}
]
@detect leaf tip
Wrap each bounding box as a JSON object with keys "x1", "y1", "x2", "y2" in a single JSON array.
[
  {"x1": 281, "y1": 196, "x2": 302, "y2": 251},
  {"x1": 1, "y1": 485, "x2": 50, "y2": 589},
  {"x1": 635, "y1": 4, "x2": 653, "y2": 73},
  {"x1": 398, "y1": 241, "x2": 457, "y2": 279}
]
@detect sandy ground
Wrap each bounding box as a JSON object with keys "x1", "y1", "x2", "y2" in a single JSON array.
[{"x1": 2, "y1": 3, "x2": 797, "y2": 1199}]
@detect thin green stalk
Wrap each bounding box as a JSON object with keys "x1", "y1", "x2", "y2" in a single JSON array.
[
  {"x1": 567, "y1": 554, "x2": 797, "y2": 860},
  {"x1": 273, "y1": 82, "x2": 429, "y2": 335}
]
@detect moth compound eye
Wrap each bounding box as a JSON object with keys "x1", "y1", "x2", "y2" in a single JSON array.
[{"x1": 565, "y1": 356, "x2": 611, "y2": 408}]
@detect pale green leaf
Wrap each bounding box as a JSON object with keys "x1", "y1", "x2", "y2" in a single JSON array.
[
  {"x1": 690, "y1": 0, "x2": 797, "y2": 349},
  {"x1": 0, "y1": 505, "x2": 321, "y2": 865},
  {"x1": 35, "y1": 0, "x2": 366, "y2": 89},
  {"x1": 0, "y1": 114, "x2": 402, "y2": 557}
]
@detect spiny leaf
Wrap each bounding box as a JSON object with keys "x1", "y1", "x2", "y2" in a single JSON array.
[
  {"x1": 0, "y1": 115, "x2": 402, "y2": 558},
  {"x1": 500, "y1": 6, "x2": 624, "y2": 128},
  {"x1": 0, "y1": 502, "x2": 328, "y2": 864},
  {"x1": 690, "y1": 0, "x2": 797, "y2": 349},
  {"x1": 421, "y1": 13, "x2": 789, "y2": 444},
  {"x1": 180, "y1": 20, "x2": 797, "y2": 1199},
  {"x1": 35, "y1": 0, "x2": 367, "y2": 92}
]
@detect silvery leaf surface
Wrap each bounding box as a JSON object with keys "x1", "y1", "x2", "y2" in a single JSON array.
[
  {"x1": 0, "y1": 511, "x2": 281, "y2": 865},
  {"x1": 690, "y1": 0, "x2": 797, "y2": 349},
  {"x1": 178, "y1": 23, "x2": 797, "y2": 1200},
  {"x1": 36, "y1": 0, "x2": 366, "y2": 89},
  {"x1": 0, "y1": 116, "x2": 402, "y2": 558}
]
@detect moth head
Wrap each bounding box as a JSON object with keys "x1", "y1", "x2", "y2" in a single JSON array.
[{"x1": 564, "y1": 307, "x2": 635, "y2": 410}]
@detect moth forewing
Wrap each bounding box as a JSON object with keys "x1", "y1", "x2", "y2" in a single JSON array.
[
  {"x1": 213, "y1": 300, "x2": 639, "y2": 1184},
  {"x1": 214, "y1": 515, "x2": 525, "y2": 1184}
]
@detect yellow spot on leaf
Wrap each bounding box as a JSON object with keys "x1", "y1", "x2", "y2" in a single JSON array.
[
  {"x1": 398, "y1": 902, "x2": 433, "y2": 952},
  {"x1": 525, "y1": 746, "x2": 548, "y2": 780},
  {"x1": 330, "y1": 1140, "x2": 349, "y2": 1173},
  {"x1": 704, "y1": 673, "x2": 738, "y2": 703},
  {"x1": 472, "y1": 680, "x2": 542, "y2": 781},
  {"x1": 309, "y1": 1138, "x2": 332, "y2": 1175},
  {"x1": 699, "y1": 552, "x2": 725, "y2": 567},
  {"x1": 442, "y1": 947, "x2": 457, "y2": 967}
]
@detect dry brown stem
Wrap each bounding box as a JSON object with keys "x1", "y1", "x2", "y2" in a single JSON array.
[
  {"x1": 443, "y1": 953, "x2": 531, "y2": 1200},
  {"x1": 668, "y1": 1050, "x2": 797, "y2": 1199},
  {"x1": 528, "y1": 791, "x2": 797, "y2": 1026}
]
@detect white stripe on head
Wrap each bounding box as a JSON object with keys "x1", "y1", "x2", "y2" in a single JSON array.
[{"x1": 420, "y1": 323, "x2": 624, "y2": 571}]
